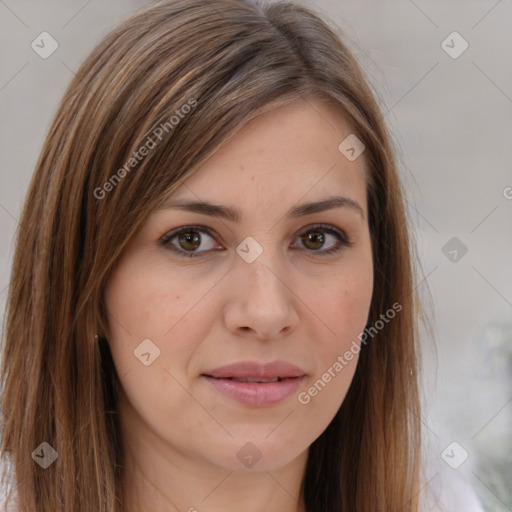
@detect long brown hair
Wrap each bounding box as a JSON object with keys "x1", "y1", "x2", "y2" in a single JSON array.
[{"x1": 0, "y1": 1, "x2": 421, "y2": 510}]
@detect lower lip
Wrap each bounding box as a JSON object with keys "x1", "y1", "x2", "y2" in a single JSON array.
[{"x1": 202, "y1": 375, "x2": 305, "y2": 407}]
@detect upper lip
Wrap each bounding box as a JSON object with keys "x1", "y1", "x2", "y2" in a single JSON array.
[{"x1": 202, "y1": 361, "x2": 306, "y2": 379}]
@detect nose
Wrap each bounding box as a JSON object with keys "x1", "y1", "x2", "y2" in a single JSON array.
[{"x1": 222, "y1": 251, "x2": 300, "y2": 341}]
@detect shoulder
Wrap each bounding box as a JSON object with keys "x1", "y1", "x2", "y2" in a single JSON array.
[
  {"x1": 420, "y1": 471, "x2": 485, "y2": 512},
  {"x1": 419, "y1": 446, "x2": 485, "y2": 512},
  {"x1": 419, "y1": 426, "x2": 486, "y2": 512}
]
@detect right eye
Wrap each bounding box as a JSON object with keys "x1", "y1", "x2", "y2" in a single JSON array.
[{"x1": 160, "y1": 225, "x2": 223, "y2": 257}]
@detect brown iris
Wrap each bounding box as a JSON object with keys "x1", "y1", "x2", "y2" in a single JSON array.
[
  {"x1": 301, "y1": 231, "x2": 325, "y2": 250},
  {"x1": 178, "y1": 231, "x2": 202, "y2": 251}
]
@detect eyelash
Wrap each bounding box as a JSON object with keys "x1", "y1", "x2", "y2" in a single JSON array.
[{"x1": 160, "y1": 224, "x2": 353, "y2": 258}]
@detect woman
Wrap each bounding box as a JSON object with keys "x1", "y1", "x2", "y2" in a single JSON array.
[{"x1": 0, "y1": 0, "x2": 422, "y2": 510}]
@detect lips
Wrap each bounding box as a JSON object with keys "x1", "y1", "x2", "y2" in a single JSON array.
[
  {"x1": 203, "y1": 360, "x2": 306, "y2": 380},
  {"x1": 229, "y1": 377, "x2": 280, "y2": 382},
  {"x1": 201, "y1": 361, "x2": 306, "y2": 407}
]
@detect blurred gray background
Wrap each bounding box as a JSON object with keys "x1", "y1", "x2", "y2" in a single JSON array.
[{"x1": 1, "y1": 1, "x2": 511, "y2": 510}]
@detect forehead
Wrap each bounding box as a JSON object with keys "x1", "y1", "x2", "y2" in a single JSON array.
[{"x1": 167, "y1": 97, "x2": 367, "y2": 213}]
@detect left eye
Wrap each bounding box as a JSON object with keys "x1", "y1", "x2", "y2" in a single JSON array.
[{"x1": 160, "y1": 224, "x2": 351, "y2": 258}]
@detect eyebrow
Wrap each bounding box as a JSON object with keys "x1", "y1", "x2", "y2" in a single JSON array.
[{"x1": 158, "y1": 195, "x2": 365, "y2": 222}]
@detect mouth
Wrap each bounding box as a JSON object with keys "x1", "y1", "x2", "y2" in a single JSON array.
[
  {"x1": 201, "y1": 361, "x2": 307, "y2": 407},
  {"x1": 208, "y1": 376, "x2": 286, "y2": 383},
  {"x1": 202, "y1": 360, "x2": 306, "y2": 379}
]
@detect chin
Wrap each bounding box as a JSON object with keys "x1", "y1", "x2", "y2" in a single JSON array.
[{"x1": 204, "y1": 433, "x2": 309, "y2": 473}]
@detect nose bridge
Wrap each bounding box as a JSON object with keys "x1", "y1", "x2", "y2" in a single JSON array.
[
  {"x1": 223, "y1": 235, "x2": 299, "y2": 338},
  {"x1": 237, "y1": 239, "x2": 286, "y2": 300}
]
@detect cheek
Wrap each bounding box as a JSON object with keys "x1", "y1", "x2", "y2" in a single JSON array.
[
  {"x1": 298, "y1": 251, "x2": 372, "y2": 412},
  {"x1": 103, "y1": 260, "x2": 215, "y2": 430},
  {"x1": 103, "y1": 257, "x2": 211, "y2": 374},
  {"x1": 310, "y1": 254, "x2": 373, "y2": 352},
  {"x1": 308, "y1": 281, "x2": 371, "y2": 383},
  {"x1": 105, "y1": 254, "x2": 231, "y2": 385}
]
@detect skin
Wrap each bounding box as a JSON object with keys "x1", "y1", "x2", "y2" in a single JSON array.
[{"x1": 104, "y1": 96, "x2": 374, "y2": 512}]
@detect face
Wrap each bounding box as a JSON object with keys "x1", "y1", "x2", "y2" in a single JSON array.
[{"x1": 104, "y1": 96, "x2": 373, "y2": 475}]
